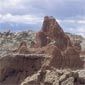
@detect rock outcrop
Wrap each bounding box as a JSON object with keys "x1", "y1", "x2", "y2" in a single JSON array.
[
  {"x1": 20, "y1": 69, "x2": 80, "y2": 85},
  {"x1": 0, "y1": 54, "x2": 46, "y2": 85},
  {"x1": 36, "y1": 16, "x2": 72, "y2": 51},
  {"x1": 0, "y1": 16, "x2": 84, "y2": 85},
  {"x1": 36, "y1": 16, "x2": 83, "y2": 69},
  {"x1": 66, "y1": 32, "x2": 85, "y2": 68},
  {"x1": 13, "y1": 41, "x2": 30, "y2": 54}
]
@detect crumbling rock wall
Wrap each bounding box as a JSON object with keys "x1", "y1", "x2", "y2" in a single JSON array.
[
  {"x1": 36, "y1": 16, "x2": 72, "y2": 51},
  {"x1": 13, "y1": 41, "x2": 30, "y2": 54},
  {"x1": 0, "y1": 54, "x2": 45, "y2": 85}
]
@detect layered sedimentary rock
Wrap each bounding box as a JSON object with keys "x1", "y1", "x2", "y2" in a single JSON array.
[
  {"x1": 36, "y1": 16, "x2": 83, "y2": 69},
  {"x1": 0, "y1": 54, "x2": 46, "y2": 85},
  {"x1": 66, "y1": 32, "x2": 85, "y2": 68},
  {"x1": 36, "y1": 16, "x2": 72, "y2": 51},
  {"x1": 0, "y1": 16, "x2": 84, "y2": 85}
]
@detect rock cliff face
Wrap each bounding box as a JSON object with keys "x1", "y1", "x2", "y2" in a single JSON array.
[
  {"x1": 0, "y1": 16, "x2": 84, "y2": 85},
  {"x1": 0, "y1": 54, "x2": 46, "y2": 85},
  {"x1": 36, "y1": 16, "x2": 83, "y2": 69},
  {"x1": 36, "y1": 16, "x2": 72, "y2": 51},
  {"x1": 66, "y1": 32, "x2": 85, "y2": 67}
]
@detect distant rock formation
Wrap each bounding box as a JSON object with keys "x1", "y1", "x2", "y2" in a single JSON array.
[
  {"x1": 0, "y1": 54, "x2": 46, "y2": 85},
  {"x1": 0, "y1": 30, "x2": 36, "y2": 55},
  {"x1": 13, "y1": 41, "x2": 30, "y2": 54}
]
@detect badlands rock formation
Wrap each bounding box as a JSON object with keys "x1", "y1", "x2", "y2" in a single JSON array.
[
  {"x1": 36, "y1": 16, "x2": 83, "y2": 68},
  {"x1": 0, "y1": 16, "x2": 84, "y2": 85},
  {"x1": 36, "y1": 16, "x2": 72, "y2": 50},
  {"x1": 66, "y1": 32, "x2": 85, "y2": 67}
]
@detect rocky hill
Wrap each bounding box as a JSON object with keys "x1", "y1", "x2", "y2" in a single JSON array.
[{"x1": 0, "y1": 16, "x2": 85, "y2": 85}]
